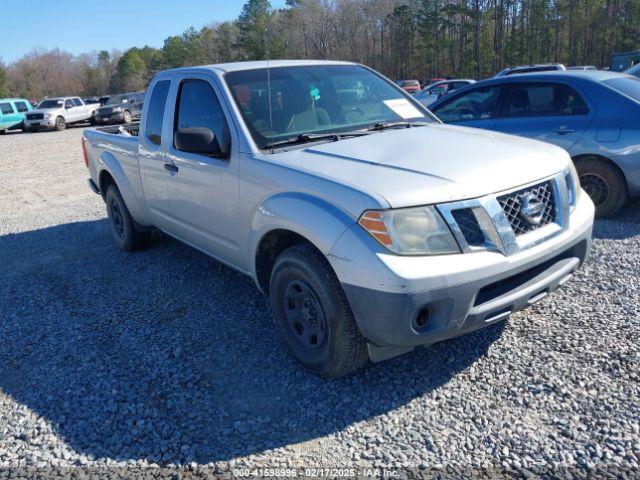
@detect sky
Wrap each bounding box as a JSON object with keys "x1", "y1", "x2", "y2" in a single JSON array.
[{"x1": 0, "y1": 0, "x2": 287, "y2": 64}]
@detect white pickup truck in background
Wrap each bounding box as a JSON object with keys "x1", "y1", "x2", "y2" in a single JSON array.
[
  {"x1": 82, "y1": 60, "x2": 594, "y2": 378},
  {"x1": 25, "y1": 96, "x2": 98, "y2": 131}
]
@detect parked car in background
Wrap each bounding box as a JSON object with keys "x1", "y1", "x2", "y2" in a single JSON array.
[
  {"x1": 84, "y1": 97, "x2": 100, "y2": 105},
  {"x1": 0, "y1": 98, "x2": 33, "y2": 133},
  {"x1": 83, "y1": 60, "x2": 593, "y2": 378},
  {"x1": 414, "y1": 79, "x2": 476, "y2": 107},
  {"x1": 567, "y1": 66, "x2": 597, "y2": 71},
  {"x1": 624, "y1": 64, "x2": 640, "y2": 78},
  {"x1": 397, "y1": 79, "x2": 422, "y2": 93},
  {"x1": 94, "y1": 91, "x2": 145, "y2": 125},
  {"x1": 429, "y1": 71, "x2": 640, "y2": 217},
  {"x1": 25, "y1": 97, "x2": 98, "y2": 131},
  {"x1": 495, "y1": 64, "x2": 566, "y2": 77}
]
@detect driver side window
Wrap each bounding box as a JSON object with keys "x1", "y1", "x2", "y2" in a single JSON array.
[
  {"x1": 433, "y1": 85, "x2": 503, "y2": 123},
  {"x1": 65, "y1": 99, "x2": 74, "y2": 109}
]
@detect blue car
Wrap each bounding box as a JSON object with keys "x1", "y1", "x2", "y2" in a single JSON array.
[
  {"x1": 0, "y1": 98, "x2": 33, "y2": 133},
  {"x1": 429, "y1": 71, "x2": 640, "y2": 217}
]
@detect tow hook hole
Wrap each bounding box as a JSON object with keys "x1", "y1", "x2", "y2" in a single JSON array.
[{"x1": 416, "y1": 307, "x2": 431, "y2": 327}]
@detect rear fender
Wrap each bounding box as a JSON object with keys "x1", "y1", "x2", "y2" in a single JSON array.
[{"x1": 98, "y1": 150, "x2": 152, "y2": 227}]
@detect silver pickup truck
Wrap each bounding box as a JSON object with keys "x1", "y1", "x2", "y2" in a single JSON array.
[
  {"x1": 26, "y1": 96, "x2": 98, "y2": 131},
  {"x1": 83, "y1": 60, "x2": 594, "y2": 378}
]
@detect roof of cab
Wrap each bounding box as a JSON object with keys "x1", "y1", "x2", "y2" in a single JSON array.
[
  {"x1": 0, "y1": 98, "x2": 30, "y2": 102},
  {"x1": 161, "y1": 59, "x2": 358, "y2": 75}
]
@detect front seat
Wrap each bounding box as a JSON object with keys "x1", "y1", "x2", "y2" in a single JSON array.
[{"x1": 284, "y1": 83, "x2": 331, "y2": 132}]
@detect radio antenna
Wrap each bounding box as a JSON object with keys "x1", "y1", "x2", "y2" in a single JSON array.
[{"x1": 265, "y1": 27, "x2": 274, "y2": 136}]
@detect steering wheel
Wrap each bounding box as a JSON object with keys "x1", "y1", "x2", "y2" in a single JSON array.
[{"x1": 342, "y1": 106, "x2": 365, "y2": 120}]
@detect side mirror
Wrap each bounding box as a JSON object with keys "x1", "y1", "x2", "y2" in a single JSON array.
[{"x1": 174, "y1": 127, "x2": 227, "y2": 157}]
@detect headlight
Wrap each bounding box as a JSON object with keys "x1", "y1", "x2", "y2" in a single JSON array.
[
  {"x1": 44, "y1": 113, "x2": 51, "y2": 119},
  {"x1": 566, "y1": 163, "x2": 581, "y2": 210},
  {"x1": 358, "y1": 206, "x2": 460, "y2": 255},
  {"x1": 112, "y1": 106, "x2": 123, "y2": 113}
]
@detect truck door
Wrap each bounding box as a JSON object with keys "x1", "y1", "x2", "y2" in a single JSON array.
[
  {"x1": 64, "y1": 98, "x2": 76, "y2": 122},
  {"x1": 494, "y1": 82, "x2": 594, "y2": 151},
  {"x1": 160, "y1": 75, "x2": 242, "y2": 267},
  {"x1": 139, "y1": 79, "x2": 175, "y2": 232}
]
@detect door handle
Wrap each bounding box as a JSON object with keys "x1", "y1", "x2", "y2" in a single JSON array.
[
  {"x1": 164, "y1": 163, "x2": 178, "y2": 173},
  {"x1": 553, "y1": 128, "x2": 576, "y2": 135}
]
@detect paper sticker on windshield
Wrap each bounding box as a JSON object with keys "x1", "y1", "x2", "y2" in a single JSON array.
[{"x1": 383, "y1": 99, "x2": 422, "y2": 119}]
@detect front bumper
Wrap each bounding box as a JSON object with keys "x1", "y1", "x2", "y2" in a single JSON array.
[
  {"x1": 329, "y1": 191, "x2": 594, "y2": 358},
  {"x1": 25, "y1": 118, "x2": 55, "y2": 129},
  {"x1": 95, "y1": 112, "x2": 124, "y2": 124}
]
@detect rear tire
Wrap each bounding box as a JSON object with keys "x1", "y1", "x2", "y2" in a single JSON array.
[
  {"x1": 575, "y1": 157, "x2": 627, "y2": 218},
  {"x1": 269, "y1": 243, "x2": 368, "y2": 378},
  {"x1": 123, "y1": 110, "x2": 132, "y2": 124},
  {"x1": 105, "y1": 185, "x2": 150, "y2": 251},
  {"x1": 54, "y1": 116, "x2": 66, "y2": 131}
]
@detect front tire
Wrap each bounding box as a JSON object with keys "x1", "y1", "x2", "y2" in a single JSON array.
[
  {"x1": 575, "y1": 157, "x2": 627, "y2": 218},
  {"x1": 105, "y1": 185, "x2": 150, "y2": 251},
  {"x1": 269, "y1": 243, "x2": 368, "y2": 378},
  {"x1": 54, "y1": 116, "x2": 66, "y2": 131}
]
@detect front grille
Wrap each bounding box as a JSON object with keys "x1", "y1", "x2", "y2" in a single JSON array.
[
  {"x1": 497, "y1": 181, "x2": 556, "y2": 235},
  {"x1": 27, "y1": 113, "x2": 43, "y2": 120},
  {"x1": 451, "y1": 209, "x2": 485, "y2": 246},
  {"x1": 97, "y1": 108, "x2": 114, "y2": 115}
]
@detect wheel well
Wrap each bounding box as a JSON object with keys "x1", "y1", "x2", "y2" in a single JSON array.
[
  {"x1": 255, "y1": 230, "x2": 321, "y2": 294},
  {"x1": 572, "y1": 154, "x2": 629, "y2": 190},
  {"x1": 98, "y1": 170, "x2": 116, "y2": 199}
]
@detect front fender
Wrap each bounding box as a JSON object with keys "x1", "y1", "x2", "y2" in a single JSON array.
[
  {"x1": 248, "y1": 191, "x2": 357, "y2": 277},
  {"x1": 98, "y1": 149, "x2": 152, "y2": 227}
]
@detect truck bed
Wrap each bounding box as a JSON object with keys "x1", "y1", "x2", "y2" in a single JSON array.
[{"x1": 92, "y1": 123, "x2": 140, "y2": 136}]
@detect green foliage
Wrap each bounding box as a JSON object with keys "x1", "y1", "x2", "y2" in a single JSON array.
[
  {"x1": 4, "y1": 0, "x2": 640, "y2": 99},
  {"x1": 0, "y1": 65, "x2": 10, "y2": 97}
]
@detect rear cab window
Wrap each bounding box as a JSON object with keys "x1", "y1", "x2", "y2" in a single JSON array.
[{"x1": 145, "y1": 80, "x2": 171, "y2": 146}]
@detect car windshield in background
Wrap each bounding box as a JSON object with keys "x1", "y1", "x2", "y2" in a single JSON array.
[
  {"x1": 38, "y1": 100, "x2": 63, "y2": 109},
  {"x1": 225, "y1": 65, "x2": 432, "y2": 149},
  {"x1": 605, "y1": 77, "x2": 640, "y2": 102}
]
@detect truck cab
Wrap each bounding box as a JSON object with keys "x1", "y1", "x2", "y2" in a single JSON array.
[{"x1": 83, "y1": 61, "x2": 594, "y2": 378}]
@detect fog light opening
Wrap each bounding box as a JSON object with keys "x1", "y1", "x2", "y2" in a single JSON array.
[{"x1": 415, "y1": 306, "x2": 431, "y2": 327}]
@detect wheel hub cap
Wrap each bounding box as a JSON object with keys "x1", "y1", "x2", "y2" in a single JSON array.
[
  {"x1": 283, "y1": 280, "x2": 326, "y2": 349},
  {"x1": 580, "y1": 173, "x2": 609, "y2": 207}
]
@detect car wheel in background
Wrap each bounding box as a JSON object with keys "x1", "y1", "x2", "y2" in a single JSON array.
[
  {"x1": 105, "y1": 185, "x2": 150, "y2": 252},
  {"x1": 269, "y1": 243, "x2": 368, "y2": 378},
  {"x1": 575, "y1": 156, "x2": 627, "y2": 218},
  {"x1": 54, "y1": 116, "x2": 66, "y2": 131},
  {"x1": 89, "y1": 114, "x2": 96, "y2": 126},
  {"x1": 123, "y1": 111, "x2": 132, "y2": 124}
]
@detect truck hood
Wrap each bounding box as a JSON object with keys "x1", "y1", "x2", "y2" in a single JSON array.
[{"x1": 267, "y1": 123, "x2": 570, "y2": 208}]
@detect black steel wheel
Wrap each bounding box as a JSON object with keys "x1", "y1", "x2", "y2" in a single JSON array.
[
  {"x1": 269, "y1": 243, "x2": 368, "y2": 378},
  {"x1": 105, "y1": 185, "x2": 150, "y2": 251},
  {"x1": 575, "y1": 157, "x2": 627, "y2": 218}
]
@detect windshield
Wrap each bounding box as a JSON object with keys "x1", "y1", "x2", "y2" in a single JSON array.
[
  {"x1": 605, "y1": 77, "x2": 640, "y2": 102},
  {"x1": 38, "y1": 99, "x2": 63, "y2": 109},
  {"x1": 225, "y1": 65, "x2": 433, "y2": 149}
]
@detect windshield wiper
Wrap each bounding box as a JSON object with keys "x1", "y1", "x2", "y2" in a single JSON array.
[
  {"x1": 367, "y1": 121, "x2": 430, "y2": 131},
  {"x1": 263, "y1": 131, "x2": 370, "y2": 150}
]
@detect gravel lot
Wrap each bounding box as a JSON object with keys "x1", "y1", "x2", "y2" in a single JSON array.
[{"x1": 1, "y1": 127, "x2": 639, "y2": 478}]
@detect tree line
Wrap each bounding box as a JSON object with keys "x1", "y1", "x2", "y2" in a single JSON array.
[{"x1": 1, "y1": 0, "x2": 639, "y2": 100}]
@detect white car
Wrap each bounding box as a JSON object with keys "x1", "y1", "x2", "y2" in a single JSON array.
[{"x1": 25, "y1": 97, "x2": 98, "y2": 132}]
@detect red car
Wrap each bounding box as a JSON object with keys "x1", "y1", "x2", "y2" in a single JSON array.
[{"x1": 397, "y1": 79, "x2": 422, "y2": 93}]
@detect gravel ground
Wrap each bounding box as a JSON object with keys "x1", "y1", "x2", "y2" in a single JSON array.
[{"x1": 0, "y1": 127, "x2": 639, "y2": 478}]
